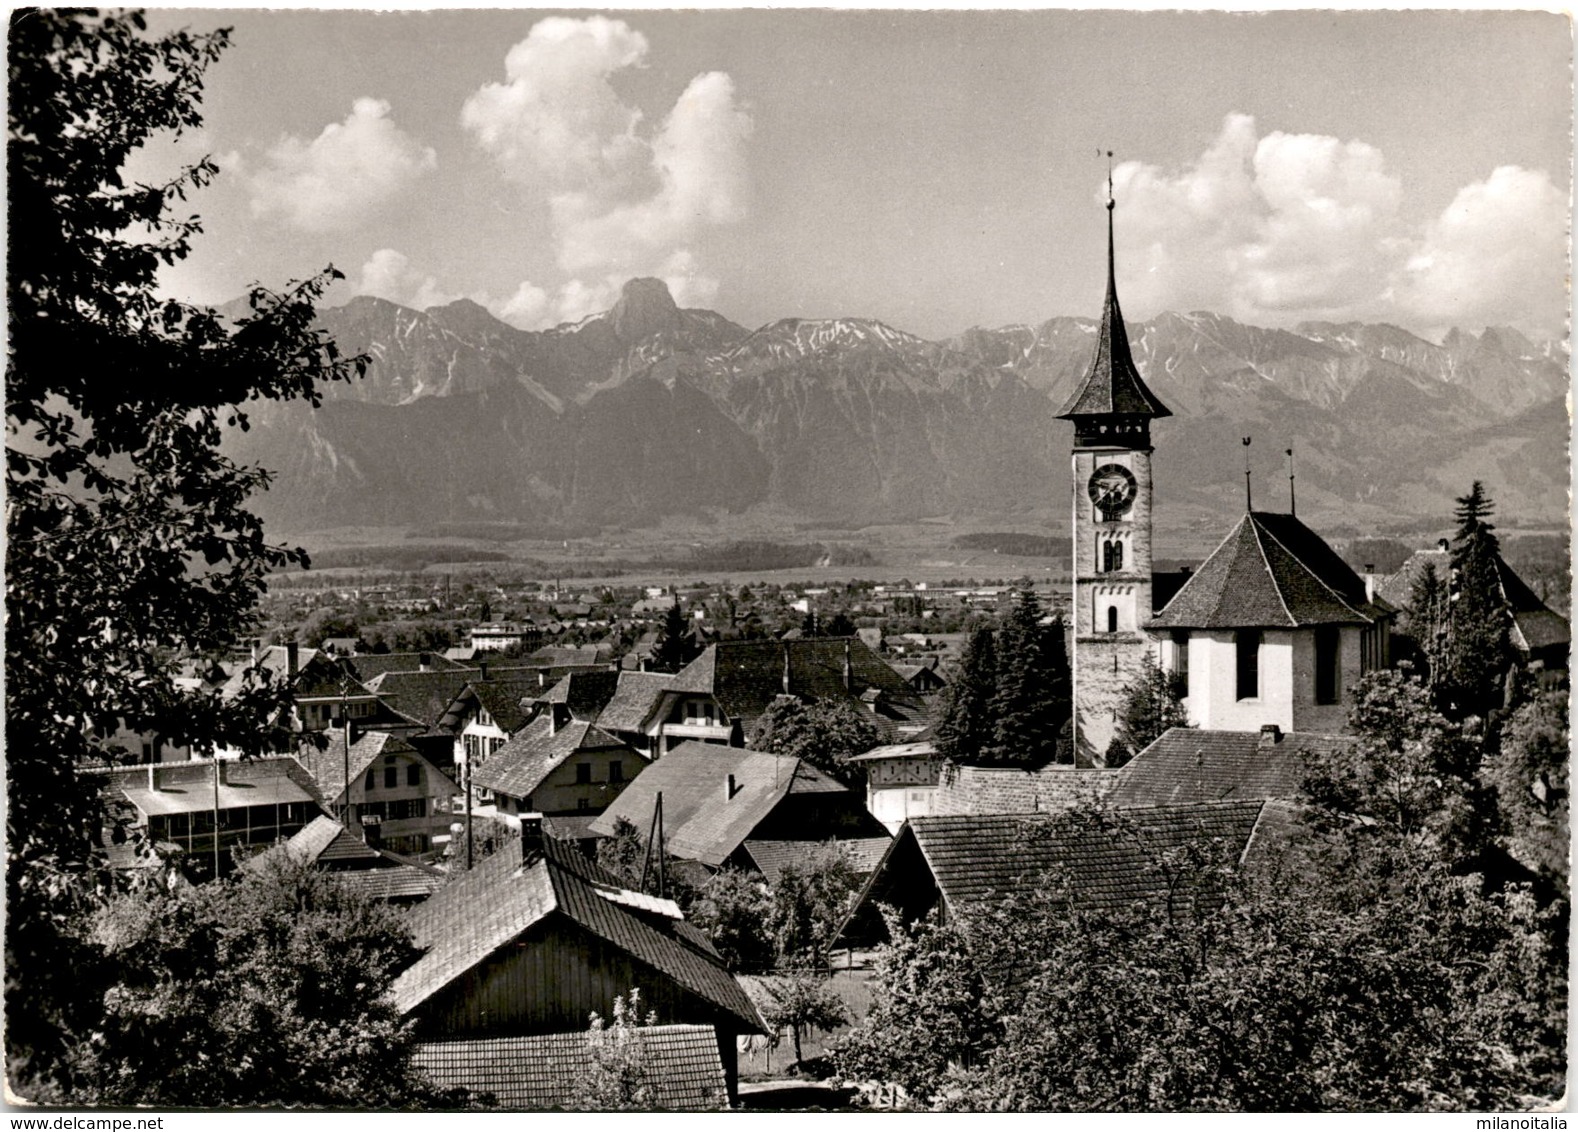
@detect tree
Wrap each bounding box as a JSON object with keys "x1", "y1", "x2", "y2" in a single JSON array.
[
  {"x1": 1107, "y1": 654, "x2": 1188, "y2": 767},
  {"x1": 1437, "y1": 482, "x2": 1515, "y2": 720},
  {"x1": 768, "y1": 842, "x2": 862, "y2": 967},
  {"x1": 759, "y1": 971, "x2": 849, "y2": 1068},
  {"x1": 73, "y1": 853, "x2": 452, "y2": 1107},
  {"x1": 985, "y1": 591, "x2": 1069, "y2": 766},
  {"x1": 934, "y1": 627, "x2": 996, "y2": 765},
  {"x1": 649, "y1": 602, "x2": 698, "y2": 673},
  {"x1": 748, "y1": 697, "x2": 882, "y2": 789},
  {"x1": 1484, "y1": 685, "x2": 1570, "y2": 884},
  {"x1": 7, "y1": 9, "x2": 364, "y2": 1099},
  {"x1": 825, "y1": 611, "x2": 857, "y2": 638},
  {"x1": 568, "y1": 989, "x2": 661, "y2": 1111},
  {"x1": 687, "y1": 867, "x2": 775, "y2": 973}
]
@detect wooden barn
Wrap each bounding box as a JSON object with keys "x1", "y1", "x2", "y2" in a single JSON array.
[{"x1": 390, "y1": 824, "x2": 764, "y2": 1103}]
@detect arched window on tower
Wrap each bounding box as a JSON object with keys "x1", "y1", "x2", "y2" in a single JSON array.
[
  {"x1": 1106, "y1": 606, "x2": 1119, "y2": 634},
  {"x1": 1101, "y1": 540, "x2": 1124, "y2": 573}
]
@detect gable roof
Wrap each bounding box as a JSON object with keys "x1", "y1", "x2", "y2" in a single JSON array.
[
  {"x1": 217, "y1": 645, "x2": 326, "y2": 700},
  {"x1": 91, "y1": 756, "x2": 323, "y2": 818},
  {"x1": 295, "y1": 729, "x2": 454, "y2": 806},
  {"x1": 587, "y1": 742, "x2": 846, "y2": 867},
  {"x1": 365, "y1": 670, "x2": 480, "y2": 731},
  {"x1": 742, "y1": 837, "x2": 892, "y2": 886},
  {"x1": 845, "y1": 801, "x2": 1268, "y2": 942},
  {"x1": 472, "y1": 717, "x2": 643, "y2": 800},
  {"x1": 392, "y1": 836, "x2": 762, "y2": 1033},
  {"x1": 534, "y1": 670, "x2": 621, "y2": 720},
  {"x1": 435, "y1": 674, "x2": 546, "y2": 735},
  {"x1": 595, "y1": 671, "x2": 678, "y2": 733},
  {"x1": 346, "y1": 652, "x2": 468, "y2": 681},
  {"x1": 1377, "y1": 547, "x2": 1569, "y2": 653},
  {"x1": 1149, "y1": 512, "x2": 1377, "y2": 630},
  {"x1": 1107, "y1": 727, "x2": 1355, "y2": 808},
  {"x1": 413, "y1": 1025, "x2": 728, "y2": 1111},
  {"x1": 667, "y1": 638, "x2": 918, "y2": 732}
]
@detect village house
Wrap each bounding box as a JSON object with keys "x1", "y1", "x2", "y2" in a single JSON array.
[
  {"x1": 589, "y1": 741, "x2": 890, "y2": 871},
  {"x1": 467, "y1": 622, "x2": 544, "y2": 653},
  {"x1": 295, "y1": 727, "x2": 458, "y2": 856},
  {"x1": 390, "y1": 825, "x2": 764, "y2": 1104},
  {"x1": 641, "y1": 638, "x2": 922, "y2": 754},
  {"x1": 87, "y1": 756, "x2": 325, "y2": 875},
  {"x1": 472, "y1": 713, "x2": 649, "y2": 833},
  {"x1": 838, "y1": 800, "x2": 1282, "y2": 947},
  {"x1": 250, "y1": 814, "x2": 444, "y2": 904},
  {"x1": 848, "y1": 739, "x2": 942, "y2": 833},
  {"x1": 1377, "y1": 538, "x2": 1570, "y2": 672}
]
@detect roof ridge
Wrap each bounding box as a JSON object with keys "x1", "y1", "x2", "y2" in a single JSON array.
[
  {"x1": 1251, "y1": 513, "x2": 1370, "y2": 623},
  {"x1": 1245, "y1": 516, "x2": 1297, "y2": 628},
  {"x1": 1151, "y1": 515, "x2": 1250, "y2": 623}
]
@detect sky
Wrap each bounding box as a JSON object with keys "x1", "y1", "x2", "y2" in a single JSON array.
[{"x1": 135, "y1": 8, "x2": 1572, "y2": 343}]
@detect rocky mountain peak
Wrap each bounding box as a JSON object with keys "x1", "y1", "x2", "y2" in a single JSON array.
[{"x1": 609, "y1": 277, "x2": 681, "y2": 342}]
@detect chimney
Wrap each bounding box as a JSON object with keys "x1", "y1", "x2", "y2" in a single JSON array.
[
  {"x1": 842, "y1": 639, "x2": 853, "y2": 692},
  {"x1": 418, "y1": 651, "x2": 432, "y2": 672},
  {"x1": 1437, "y1": 538, "x2": 1450, "y2": 553},
  {"x1": 219, "y1": 758, "x2": 229, "y2": 786},
  {"x1": 519, "y1": 811, "x2": 545, "y2": 857},
  {"x1": 549, "y1": 703, "x2": 565, "y2": 736},
  {"x1": 1363, "y1": 565, "x2": 1376, "y2": 602},
  {"x1": 147, "y1": 762, "x2": 158, "y2": 793},
  {"x1": 251, "y1": 639, "x2": 260, "y2": 667},
  {"x1": 725, "y1": 773, "x2": 739, "y2": 801},
  {"x1": 286, "y1": 641, "x2": 299, "y2": 678},
  {"x1": 1259, "y1": 723, "x2": 1282, "y2": 746},
  {"x1": 479, "y1": 658, "x2": 489, "y2": 682}
]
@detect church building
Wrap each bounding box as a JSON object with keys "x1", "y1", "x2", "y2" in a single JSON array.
[{"x1": 1058, "y1": 184, "x2": 1391, "y2": 758}]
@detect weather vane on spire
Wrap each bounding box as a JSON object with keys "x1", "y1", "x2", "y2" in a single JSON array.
[
  {"x1": 1243, "y1": 437, "x2": 1253, "y2": 511},
  {"x1": 1106, "y1": 149, "x2": 1115, "y2": 211}
]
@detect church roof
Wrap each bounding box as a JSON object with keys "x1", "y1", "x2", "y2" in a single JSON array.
[
  {"x1": 1056, "y1": 200, "x2": 1171, "y2": 421},
  {"x1": 1148, "y1": 512, "x2": 1378, "y2": 630}
]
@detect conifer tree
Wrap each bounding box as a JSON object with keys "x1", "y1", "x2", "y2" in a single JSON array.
[
  {"x1": 648, "y1": 601, "x2": 698, "y2": 672},
  {"x1": 934, "y1": 625, "x2": 997, "y2": 764},
  {"x1": 1107, "y1": 655, "x2": 1188, "y2": 767},
  {"x1": 986, "y1": 590, "x2": 1069, "y2": 767},
  {"x1": 1438, "y1": 482, "x2": 1514, "y2": 720}
]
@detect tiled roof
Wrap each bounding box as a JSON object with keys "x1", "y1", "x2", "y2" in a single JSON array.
[
  {"x1": 94, "y1": 756, "x2": 324, "y2": 818},
  {"x1": 347, "y1": 652, "x2": 468, "y2": 681},
  {"x1": 1149, "y1": 512, "x2": 1376, "y2": 630},
  {"x1": 274, "y1": 814, "x2": 383, "y2": 866},
  {"x1": 668, "y1": 638, "x2": 919, "y2": 733},
  {"x1": 597, "y1": 672, "x2": 677, "y2": 733},
  {"x1": 534, "y1": 671, "x2": 621, "y2": 719},
  {"x1": 1107, "y1": 727, "x2": 1355, "y2": 808},
  {"x1": 858, "y1": 801, "x2": 1268, "y2": 923},
  {"x1": 413, "y1": 1025, "x2": 728, "y2": 1110},
  {"x1": 742, "y1": 837, "x2": 892, "y2": 885},
  {"x1": 296, "y1": 729, "x2": 399, "y2": 805},
  {"x1": 470, "y1": 678, "x2": 542, "y2": 734},
  {"x1": 472, "y1": 717, "x2": 643, "y2": 800},
  {"x1": 392, "y1": 837, "x2": 762, "y2": 1033},
  {"x1": 1377, "y1": 547, "x2": 1569, "y2": 653},
  {"x1": 587, "y1": 742, "x2": 847, "y2": 867},
  {"x1": 366, "y1": 670, "x2": 479, "y2": 731},
  {"x1": 333, "y1": 865, "x2": 442, "y2": 902}
]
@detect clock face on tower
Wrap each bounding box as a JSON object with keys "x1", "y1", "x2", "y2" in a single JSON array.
[{"x1": 1088, "y1": 463, "x2": 1138, "y2": 519}]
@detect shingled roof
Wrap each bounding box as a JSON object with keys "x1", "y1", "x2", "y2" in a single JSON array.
[
  {"x1": 532, "y1": 670, "x2": 621, "y2": 720},
  {"x1": 346, "y1": 651, "x2": 468, "y2": 681},
  {"x1": 587, "y1": 742, "x2": 847, "y2": 868},
  {"x1": 667, "y1": 637, "x2": 918, "y2": 734},
  {"x1": 1107, "y1": 727, "x2": 1355, "y2": 808},
  {"x1": 471, "y1": 717, "x2": 644, "y2": 800},
  {"x1": 742, "y1": 837, "x2": 892, "y2": 886},
  {"x1": 364, "y1": 670, "x2": 478, "y2": 731},
  {"x1": 414, "y1": 1025, "x2": 728, "y2": 1111},
  {"x1": 1055, "y1": 200, "x2": 1171, "y2": 421},
  {"x1": 596, "y1": 671, "x2": 677, "y2": 733},
  {"x1": 391, "y1": 835, "x2": 762, "y2": 1034},
  {"x1": 842, "y1": 801, "x2": 1270, "y2": 946},
  {"x1": 1149, "y1": 512, "x2": 1379, "y2": 630}
]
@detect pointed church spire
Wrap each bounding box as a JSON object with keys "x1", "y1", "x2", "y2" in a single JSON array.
[{"x1": 1056, "y1": 157, "x2": 1172, "y2": 428}]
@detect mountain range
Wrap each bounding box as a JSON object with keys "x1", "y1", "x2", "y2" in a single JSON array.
[{"x1": 226, "y1": 277, "x2": 1570, "y2": 538}]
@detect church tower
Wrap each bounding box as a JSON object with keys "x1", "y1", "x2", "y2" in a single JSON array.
[{"x1": 1055, "y1": 181, "x2": 1171, "y2": 763}]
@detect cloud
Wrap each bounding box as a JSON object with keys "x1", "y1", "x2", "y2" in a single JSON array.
[
  {"x1": 1397, "y1": 166, "x2": 1568, "y2": 338},
  {"x1": 462, "y1": 17, "x2": 752, "y2": 292},
  {"x1": 245, "y1": 98, "x2": 436, "y2": 232},
  {"x1": 354, "y1": 249, "x2": 462, "y2": 311},
  {"x1": 1110, "y1": 114, "x2": 1565, "y2": 338}
]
